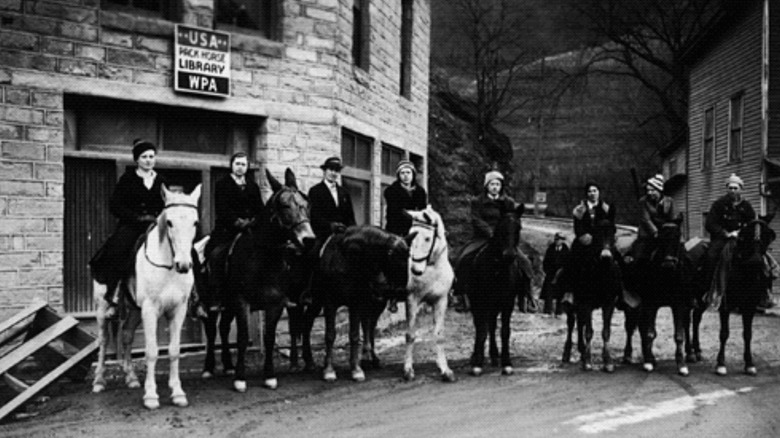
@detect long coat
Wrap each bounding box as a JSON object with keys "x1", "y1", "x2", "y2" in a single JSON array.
[
  {"x1": 470, "y1": 194, "x2": 518, "y2": 240},
  {"x1": 90, "y1": 170, "x2": 166, "y2": 284},
  {"x1": 207, "y1": 175, "x2": 265, "y2": 253},
  {"x1": 383, "y1": 180, "x2": 427, "y2": 236},
  {"x1": 705, "y1": 195, "x2": 756, "y2": 242},
  {"x1": 309, "y1": 181, "x2": 356, "y2": 239},
  {"x1": 638, "y1": 195, "x2": 676, "y2": 239}
]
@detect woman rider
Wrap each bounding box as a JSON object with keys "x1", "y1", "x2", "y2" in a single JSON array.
[
  {"x1": 202, "y1": 152, "x2": 265, "y2": 308},
  {"x1": 383, "y1": 159, "x2": 427, "y2": 311},
  {"x1": 453, "y1": 170, "x2": 533, "y2": 311},
  {"x1": 90, "y1": 139, "x2": 166, "y2": 317}
]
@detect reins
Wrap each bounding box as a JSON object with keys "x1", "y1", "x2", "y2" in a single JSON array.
[
  {"x1": 410, "y1": 219, "x2": 439, "y2": 266},
  {"x1": 143, "y1": 202, "x2": 198, "y2": 270}
]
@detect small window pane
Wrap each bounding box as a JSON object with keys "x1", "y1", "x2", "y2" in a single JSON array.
[
  {"x1": 216, "y1": 0, "x2": 274, "y2": 37},
  {"x1": 356, "y1": 137, "x2": 372, "y2": 170},
  {"x1": 79, "y1": 108, "x2": 157, "y2": 150},
  {"x1": 162, "y1": 110, "x2": 229, "y2": 155},
  {"x1": 342, "y1": 134, "x2": 356, "y2": 166},
  {"x1": 343, "y1": 176, "x2": 370, "y2": 225}
]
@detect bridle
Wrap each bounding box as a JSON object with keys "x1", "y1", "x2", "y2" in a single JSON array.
[
  {"x1": 410, "y1": 219, "x2": 439, "y2": 266},
  {"x1": 268, "y1": 188, "x2": 311, "y2": 236},
  {"x1": 144, "y1": 203, "x2": 198, "y2": 270}
]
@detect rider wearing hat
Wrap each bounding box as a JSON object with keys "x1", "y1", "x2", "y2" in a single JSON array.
[
  {"x1": 627, "y1": 174, "x2": 676, "y2": 267},
  {"x1": 384, "y1": 160, "x2": 427, "y2": 237},
  {"x1": 90, "y1": 139, "x2": 166, "y2": 317},
  {"x1": 541, "y1": 232, "x2": 569, "y2": 315},
  {"x1": 308, "y1": 156, "x2": 356, "y2": 240},
  {"x1": 704, "y1": 173, "x2": 756, "y2": 308}
]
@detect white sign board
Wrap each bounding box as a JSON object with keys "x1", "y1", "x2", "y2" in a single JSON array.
[{"x1": 175, "y1": 24, "x2": 230, "y2": 97}]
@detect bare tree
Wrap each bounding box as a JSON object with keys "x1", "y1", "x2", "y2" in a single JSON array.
[{"x1": 567, "y1": 0, "x2": 730, "y2": 140}]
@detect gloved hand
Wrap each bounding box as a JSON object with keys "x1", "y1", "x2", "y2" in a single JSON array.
[
  {"x1": 578, "y1": 233, "x2": 593, "y2": 246},
  {"x1": 330, "y1": 222, "x2": 346, "y2": 234},
  {"x1": 234, "y1": 218, "x2": 251, "y2": 230}
]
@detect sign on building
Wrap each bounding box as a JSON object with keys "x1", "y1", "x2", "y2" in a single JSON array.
[{"x1": 175, "y1": 24, "x2": 231, "y2": 97}]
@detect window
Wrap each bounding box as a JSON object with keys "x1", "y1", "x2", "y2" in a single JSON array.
[
  {"x1": 215, "y1": 0, "x2": 279, "y2": 39},
  {"x1": 729, "y1": 94, "x2": 743, "y2": 162},
  {"x1": 102, "y1": 0, "x2": 174, "y2": 19},
  {"x1": 702, "y1": 107, "x2": 715, "y2": 170},
  {"x1": 380, "y1": 143, "x2": 404, "y2": 227},
  {"x1": 341, "y1": 129, "x2": 374, "y2": 225},
  {"x1": 399, "y1": 0, "x2": 413, "y2": 97},
  {"x1": 352, "y1": 0, "x2": 370, "y2": 70}
]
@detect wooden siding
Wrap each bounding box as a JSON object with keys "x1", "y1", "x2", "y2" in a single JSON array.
[
  {"x1": 687, "y1": 0, "x2": 764, "y2": 238},
  {"x1": 769, "y1": 0, "x2": 780, "y2": 158}
]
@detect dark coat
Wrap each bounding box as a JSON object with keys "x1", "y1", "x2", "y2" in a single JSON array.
[
  {"x1": 383, "y1": 180, "x2": 427, "y2": 236},
  {"x1": 470, "y1": 194, "x2": 518, "y2": 240},
  {"x1": 572, "y1": 199, "x2": 616, "y2": 239},
  {"x1": 541, "y1": 241, "x2": 569, "y2": 301},
  {"x1": 705, "y1": 195, "x2": 756, "y2": 242},
  {"x1": 309, "y1": 180, "x2": 356, "y2": 239},
  {"x1": 208, "y1": 175, "x2": 265, "y2": 252},
  {"x1": 90, "y1": 170, "x2": 166, "y2": 284},
  {"x1": 638, "y1": 195, "x2": 676, "y2": 239}
]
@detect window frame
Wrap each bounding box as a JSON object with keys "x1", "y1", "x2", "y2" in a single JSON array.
[
  {"x1": 701, "y1": 106, "x2": 715, "y2": 170},
  {"x1": 213, "y1": 0, "x2": 282, "y2": 41},
  {"x1": 352, "y1": 0, "x2": 371, "y2": 71},
  {"x1": 341, "y1": 128, "x2": 374, "y2": 225},
  {"x1": 101, "y1": 0, "x2": 176, "y2": 20},
  {"x1": 728, "y1": 92, "x2": 744, "y2": 163},
  {"x1": 399, "y1": 0, "x2": 413, "y2": 98}
]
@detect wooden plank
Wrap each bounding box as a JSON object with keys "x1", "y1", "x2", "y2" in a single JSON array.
[
  {"x1": 0, "y1": 318, "x2": 78, "y2": 376},
  {"x1": 0, "y1": 340, "x2": 99, "y2": 422},
  {"x1": 0, "y1": 301, "x2": 48, "y2": 347},
  {"x1": 2, "y1": 373, "x2": 30, "y2": 393},
  {"x1": 35, "y1": 308, "x2": 95, "y2": 350}
]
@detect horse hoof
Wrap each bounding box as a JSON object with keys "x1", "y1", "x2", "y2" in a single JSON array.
[
  {"x1": 351, "y1": 369, "x2": 366, "y2": 382},
  {"x1": 234, "y1": 380, "x2": 247, "y2": 393},
  {"x1": 127, "y1": 379, "x2": 141, "y2": 389},
  {"x1": 603, "y1": 363, "x2": 615, "y2": 373},
  {"x1": 224, "y1": 368, "x2": 236, "y2": 376},
  {"x1": 678, "y1": 366, "x2": 689, "y2": 377},
  {"x1": 685, "y1": 353, "x2": 698, "y2": 364},
  {"x1": 323, "y1": 370, "x2": 337, "y2": 382},
  {"x1": 716, "y1": 366, "x2": 728, "y2": 376},
  {"x1": 471, "y1": 367, "x2": 483, "y2": 377},
  {"x1": 404, "y1": 369, "x2": 415, "y2": 381},
  {"x1": 201, "y1": 371, "x2": 214, "y2": 380},
  {"x1": 143, "y1": 397, "x2": 160, "y2": 410},
  {"x1": 502, "y1": 366, "x2": 514, "y2": 376},
  {"x1": 263, "y1": 378, "x2": 278, "y2": 390},
  {"x1": 92, "y1": 384, "x2": 105, "y2": 394},
  {"x1": 441, "y1": 370, "x2": 456, "y2": 383},
  {"x1": 581, "y1": 362, "x2": 593, "y2": 372},
  {"x1": 745, "y1": 366, "x2": 757, "y2": 376},
  {"x1": 171, "y1": 395, "x2": 189, "y2": 407},
  {"x1": 643, "y1": 363, "x2": 654, "y2": 373}
]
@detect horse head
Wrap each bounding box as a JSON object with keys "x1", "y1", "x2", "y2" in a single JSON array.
[
  {"x1": 654, "y1": 214, "x2": 684, "y2": 270},
  {"x1": 159, "y1": 184, "x2": 201, "y2": 273},
  {"x1": 734, "y1": 216, "x2": 776, "y2": 267},
  {"x1": 405, "y1": 206, "x2": 446, "y2": 276},
  {"x1": 342, "y1": 226, "x2": 410, "y2": 290},
  {"x1": 266, "y1": 168, "x2": 316, "y2": 250},
  {"x1": 490, "y1": 203, "x2": 524, "y2": 261}
]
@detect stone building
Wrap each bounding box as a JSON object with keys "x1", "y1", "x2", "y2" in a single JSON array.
[{"x1": 0, "y1": 0, "x2": 431, "y2": 321}]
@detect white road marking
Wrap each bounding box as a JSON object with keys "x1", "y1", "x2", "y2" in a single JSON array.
[{"x1": 565, "y1": 387, "x2": 753, "y2": 434}]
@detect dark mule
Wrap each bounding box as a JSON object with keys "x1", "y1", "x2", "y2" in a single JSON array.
[
  {"x1": 465, "y1": 204, "x2": 529, "y2": 376},
  {"x1": 301, "y1": 225, "x2": 410, "y2": 382},
  {"x1": 200, "y1": 168, "x2": 315, "y2": 392},
  {"x1": 561, "y1": 219, "x2": 623, "y2": 372},
  {"x1": 624, "y1": 218, "x2": 701, "y2": 376},
  {"x1": 715, "y1": 216, "x2": 775, "y2": 376}
]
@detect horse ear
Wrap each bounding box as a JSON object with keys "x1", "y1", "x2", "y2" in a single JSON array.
[
  {"x1": 423, "y1": 211, "x2": 432, "y2": 224},
  {"x1": 675, "y1": 212, "x2": 684, "y2": 225},
  {"x1": 190, "y1": 184, "x2": 202, "y2": 201},
  {"x1": 515, "y1": 203, "x2": 525, "y2": 217},
  {"x1": 402, "y1": 209, "x2": 413, "y2": 218},
  {"x1": 160, "y1": 184, "x2": 171, "y2": 202},
  {"x1": 266, "y1": 169, "x2": 282, "y2": 192},
  {"x1": 284, "y1": 168, "x2": 298, "y2": 190}
]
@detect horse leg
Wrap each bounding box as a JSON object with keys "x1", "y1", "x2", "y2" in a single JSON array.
[
  {"x1": 742, "y1": 310, "x2": 757, "y2": 375},
  {"x1": 577, "y1": 308, "x2": 593, "y2": 371},
  {"x1": 234, "y1": 303, "x2": 252, "y2": 392},
  {"x1": 322, "y1": 305, "x2": 338, "y2": 382},
  {"x1": 287, "y1": 306, "x2": 304, "y2": 372},
  {"x1": 403, "y1": 297, "x2": 420, "y2": 381},
  {"x1": 641, "y1": 306, "x2": 659, "y2": 372},
  {"x1": 470, "y1": 305, "x2": 487, "y2": 376},
  {"x1": 122, "y1": 310, "x2": 142, "y2": 389},
  {"x1": 432, "y1": 295, "x2": 455, "y2": 382},
  {"x1": 201, "y1": 310, "x2": 218, "y2": 379},
  {"x1": 302, "y1": 302, "x2": 321, "y2": 373},
  {"x1": 716, "y1": 307, "x2": 730, "y2": 376},
  {"x1": 500, "y1": 303, "x2": 514, "y2": 375},
  {"x1": 348, "y1": 307, "x2": 365, "y2": 382},
  {"x1": 92, "y1": 297, "x2": 110, "y2": 393},
  {"x1": 601, "y1": 304, "x2": 615, "y2": 373},
  {"x1": 562, "y1": 306, "x2": 575, "y2": 363},
  {"x1": 219, "y1": 309, "x2": 235, "y2": 375},
  {"x1": 673, "y1": 304, "x2": 690, "y2": 376},
  {"x1": 488, "y1": 310, "x2": 499, "y2": 367},
  {"x1": 263, "y1": 303, "x2": 285, "y2": 390},
  {"x1": 691, "y1": 306, "x2": 704, "y2": 362},
  {"x1": 167, "y1": 303, "x2": 189, "y2": 407},
  {"x1": 622, "y1": 308, "x2": 637, "y2": 364},
  {"x1": 141, "y1": 303, "x2": 161, "y2": 409}
]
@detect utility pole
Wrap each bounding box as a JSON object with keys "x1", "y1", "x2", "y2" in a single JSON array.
[{"x1": 534, "y1": 114, "x2": 543, "y2": 217}]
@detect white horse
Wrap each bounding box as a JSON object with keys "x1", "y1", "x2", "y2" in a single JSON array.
[
  {"x1": 92, "y1": 185, "x2": 201, "y2": 410},
  {"x1": 403, "y1": 206, "x2": 456, "y2": 382}
]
